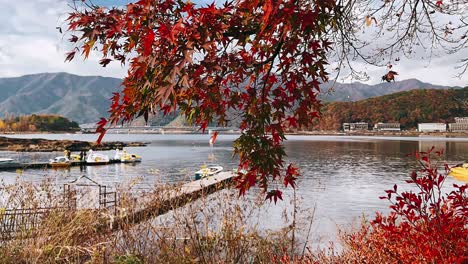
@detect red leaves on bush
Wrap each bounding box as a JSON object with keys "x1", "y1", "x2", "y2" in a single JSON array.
[{"x1": 345, "y1": 148, "x2": 468, "y2": 263}]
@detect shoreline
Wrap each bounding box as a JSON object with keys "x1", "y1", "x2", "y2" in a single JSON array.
[
  {"x1": 2, "y1": 130, "x2": 468, "y2": 138},
  {"x1": 0, "y1": 136, "x2": 147, "y2": 152}
]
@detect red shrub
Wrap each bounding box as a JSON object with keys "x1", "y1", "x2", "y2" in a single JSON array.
[{"x1": 343, "y1": 148, "x2": 467, "y2": 263}]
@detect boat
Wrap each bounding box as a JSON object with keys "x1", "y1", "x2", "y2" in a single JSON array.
[
  {"x1": 195, "y1": 165, "x2": 223, "y2": 180},
  {"x1": 86, "y1": 150, "x2": 110, "y2": 164},
  {"x1": 114, "y1": 149, "x2": 142, "y2": 163},
  {"x1": 121, "y1": 153, "x2": 142, "y2": 163},
  {"x1": 0, "y1": 158, "x2": 19, "y2": 168},
  {"x1": 49, "y1": 156, "x2": 71, "y2": 168},
  {"x1": 0, "y1": 158, "x2": 16, "y2": 164},
  {"x1": 449, "y1": 163, "x2": 468, "y2": 182},
  {"x1": 69, "y1": 154, "x2": 82, "y2": 162}
]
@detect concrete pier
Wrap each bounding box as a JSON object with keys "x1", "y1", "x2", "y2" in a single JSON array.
[{"x1": 107, "y1": 171, "x2": 235, "y2": 231}]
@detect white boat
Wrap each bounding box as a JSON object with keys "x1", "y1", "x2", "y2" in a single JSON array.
[
  {"x1": 49, "y1": 156, "x2": 71, "y2": 167},
  {"x1": 195, "y1": 165, "x2": 223, "y2": 180},
  {"x1": 86, "y1": 150, "x2": 110, "y2": 164},
  {"x1": 114, "y1": 149, "x2": 142, "y2": 163},
  {"x1": 0, "y1": 158, "x2": 15, "y2": 164},
  {"x1": 0, "y1": 158, "x2": 19, "y2": 168}
]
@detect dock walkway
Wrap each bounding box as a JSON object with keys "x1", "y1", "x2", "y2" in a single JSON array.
[
  {"x1": 107, "y1": 171, "x2": 235, "y2": 230},
  {"x1": 0, "y1": 171, "x2": 236, "y2": 239}
]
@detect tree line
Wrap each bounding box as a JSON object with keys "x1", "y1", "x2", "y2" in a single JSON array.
[
  {"x1": 314, "y1": 87, "x2": 468, "y2": 130},
  {"x1": 0, "y1": 114, "x2": 80, "y2": 132}
]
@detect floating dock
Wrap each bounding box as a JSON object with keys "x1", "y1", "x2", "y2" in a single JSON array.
[{"x1": 0, "y1": 159, "x2": 137, "y2": 171}]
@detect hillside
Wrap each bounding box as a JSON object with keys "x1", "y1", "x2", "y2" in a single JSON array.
[
  {"x1": 0, "y1": 114, "x2": 80, "y2": 132},
  {"x1": 0, "y1": 72, "x2": 461, "y2": 125},
  {"x1": 314, "y1": 87, "x2": 468, "y2": 130},
  {"x1": 0, "y1": 72, "x2": 121, "y2": 124},
  {"x1": 319, "y1": 79, "x2": 460, "y2": 102}
]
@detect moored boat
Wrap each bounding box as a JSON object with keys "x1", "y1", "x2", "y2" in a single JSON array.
[
  {"x1": 450, "y1": 163, "x2": 468, "y2": 182},
  {"x1": 195, "y1": 165, "x2": 223, "y2": 180},
  {"x1": 49, "y1": 156, "x2": 71, "y2": 168},
  {"x1": 69, "y1": 154, "x2": 82, "y2": 162},
  {"x1": 114, "y1": 149, "x2": 142, "y2": 163},
  {"x1": 0, "y1": 158, "x2": 19, "y2": 168},
  {"x1": 86, "y1": 150, "x2": 110, "y2": 164},
  {"x1": 121, "y1": 153, "x2": 142, "y2": 163},
  {"x1": 0, "y1": 158, "x2": 15, "y2": 164}
]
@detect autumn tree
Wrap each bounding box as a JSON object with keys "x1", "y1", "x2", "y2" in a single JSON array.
[
  {"x1": 329, "y1": 0, "x2": 468, "y2": 80},
  {"x1": 65, "y1": 0, "x2": 467, "y2": 200}
]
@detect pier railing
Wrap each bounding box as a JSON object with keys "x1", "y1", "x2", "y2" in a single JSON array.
[
  {"x1": 0, "y1": 172, "x2": 235, "y2": 240},
  {"x1": 0, "y1": 182, "x2": 117, "y2": 240}
]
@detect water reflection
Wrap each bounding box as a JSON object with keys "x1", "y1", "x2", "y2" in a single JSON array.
[{"x1": 0, "y1": 134, "x2": 466, "y2": 244}]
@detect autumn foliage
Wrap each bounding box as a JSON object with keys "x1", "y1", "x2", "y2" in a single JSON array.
[
  {"x1": 66, "y1": 0, "x2": 335, "y2": 199},
  {"x1": 0, "y1": 114, "x2": 80, "y2": 132},
  {"x1": 340, "y1": 148, "x2": 468, "y2": 263},
  {"x1": 315, "y1": 87, "x2": 468, "y2": 130}
]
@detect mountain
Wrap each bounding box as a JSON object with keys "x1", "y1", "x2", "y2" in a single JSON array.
[
  {"x1": 314, "y1": 87, "x2": 468, "y2": 130},
  {"x1": 319, "y1": 79, "x2": 461, "y2": 102},
  {"x1": 0, "y1": 72, "x2": 121, "y2": 124},
  {"x1": 0, "y1": 72, "x2": 462, "y2": 124}
]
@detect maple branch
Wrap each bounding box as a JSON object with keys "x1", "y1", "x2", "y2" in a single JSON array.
[
  {"x1": 223, "y1": 24, "x2": 261, "y2": 39},
  {"x1": 252, "y1": 38, "x2": 284, "y2": 68}
]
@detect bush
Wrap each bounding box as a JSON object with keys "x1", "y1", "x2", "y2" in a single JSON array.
[{"x1": 336, "y1": 148, "x2": 467, "y2": 263}]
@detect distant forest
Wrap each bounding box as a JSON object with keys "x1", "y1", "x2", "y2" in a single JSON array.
[
  {"x1": 0, "y1": 114, "x2": 80, "y2": 132},
  {"x1": 313, "y1": 87, "x2": 468, "y2": 130}
]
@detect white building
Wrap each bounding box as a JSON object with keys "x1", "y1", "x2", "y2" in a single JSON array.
[
  {"x1": 343, "y1": 122, "x2": 369, "y2": 131},
  {"x1": 454, "y1": 117, "x2": 468, "y2": 124},
  {"x1": 449, "y1": 117, "x2": 468, "y2": 132},
  {"x1": 374, "y1": 122, "x2": 401, "y2": 131},
  {"x1": 449, "y1": 123, "x2": 468, "y2": 132},
  {"x1": 418, "y1": 123, "x2": 447, "y2": 132}
]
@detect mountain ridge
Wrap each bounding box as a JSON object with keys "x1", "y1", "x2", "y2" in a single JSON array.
[{"x1": 0, "y1": 72, "x2": 462, "y2": 124}]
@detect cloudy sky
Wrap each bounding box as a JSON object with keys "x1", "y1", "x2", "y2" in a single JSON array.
[{"x1": 0, "y1": 0, "x2": 467, "y2": 86}]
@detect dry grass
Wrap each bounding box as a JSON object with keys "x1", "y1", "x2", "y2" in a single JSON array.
[{"x1": 0, "y1": 178, "x2": 318, "y2": 264}]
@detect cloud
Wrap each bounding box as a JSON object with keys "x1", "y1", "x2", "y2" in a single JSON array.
[
  {"x1": 0, "y1": 0, "x2": 466, "y2": 87},
  {"x1": 0, "y1": 0, "x2": 127, "y2": 78}
]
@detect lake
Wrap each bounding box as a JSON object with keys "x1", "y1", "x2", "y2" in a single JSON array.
[{"x1": 1, "y1": 133, "x2": 467, "y2": 245}]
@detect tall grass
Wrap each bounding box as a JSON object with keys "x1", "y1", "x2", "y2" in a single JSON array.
[
  {"x1": 0, "y1": 177, "x2": 315, "y2": 263},
  {"x1": 1, "y1": 150, "x2": 465, "y2": 263}
]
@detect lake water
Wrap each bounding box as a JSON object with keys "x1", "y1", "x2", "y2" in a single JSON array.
[{"x1": 1, "y1": 133, "x2": 467, "y2": 245}]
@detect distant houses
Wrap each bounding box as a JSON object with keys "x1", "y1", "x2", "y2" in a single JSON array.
[
  {"x1": 418, "y1": 117, "x2": 468, "y2": 132},
  {"x1": 343, "y1": 122, "x2": 400, "y2": 132},
  {"x1": 418, "y1": 123, "x2": 447, "y2": 132},
  {"x1": 449, "y1": 117, "x2": 468, "y2": 132},
  {"x1": 342, "y1": 117, "x2": 468, "y2": 133},
  {"x1": 374, "y1": 122, "x2": 401, "y2": 131},
  {"x1": 343, "y1": 122, "x2": 369, "y2": 131}
]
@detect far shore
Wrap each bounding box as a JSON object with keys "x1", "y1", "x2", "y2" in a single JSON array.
[
  {"x1": 0, "y1": 136, "x2": 147, "y2": 152},
  {"x1": 2, "y1": 129, "x2": 468, "y2": 138}
]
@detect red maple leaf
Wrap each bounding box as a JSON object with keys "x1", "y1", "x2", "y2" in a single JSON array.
[
  {"x1": 265, "y1": 189, "x2": 283, "y2": 204},
  {"x1": 143, "y1": 28, "x2": 155, "y2": 56}
]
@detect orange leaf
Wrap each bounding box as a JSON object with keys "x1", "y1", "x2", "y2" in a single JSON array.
[{"x1": 83, "y1": 39, "x2": 96, "y2": 59}]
